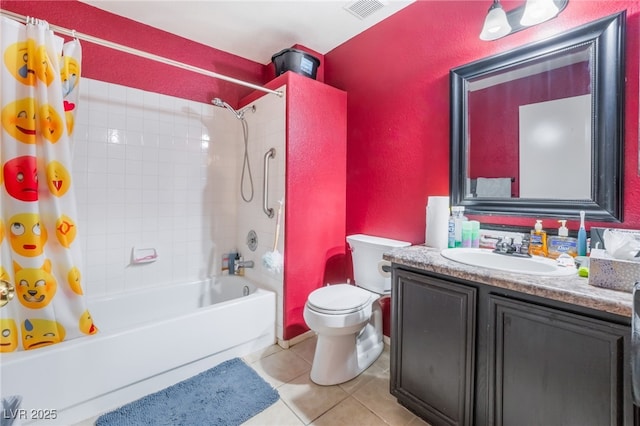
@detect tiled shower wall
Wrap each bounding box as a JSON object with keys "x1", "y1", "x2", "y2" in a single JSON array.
[
  {"x1": 72, "y1": 78, "x2": 288, "y2": 340},
  {"x1": 73, "y1": 78, "x2": 239, "y2": 297},
  {"x1": 234, "y1": 87, "x2": 286, "y2": 341}
]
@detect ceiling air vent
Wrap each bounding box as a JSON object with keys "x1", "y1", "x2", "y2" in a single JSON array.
[{"x1": 344, "y1": 0, "x2": 387, "y2": 20}]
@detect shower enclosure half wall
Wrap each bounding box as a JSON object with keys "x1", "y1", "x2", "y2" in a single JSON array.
[{"x1": 237, "y1": 71, "x2": 347, "y2": 344}]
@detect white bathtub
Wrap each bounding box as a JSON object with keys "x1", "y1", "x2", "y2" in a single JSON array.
[{"x1": 0, "y1": 276, "x2": 276, "y2": 425}]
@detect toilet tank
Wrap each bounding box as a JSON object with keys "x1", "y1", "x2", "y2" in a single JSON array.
[{"x1": 347, "y1": 234, "x2": 411, "y2": 294}]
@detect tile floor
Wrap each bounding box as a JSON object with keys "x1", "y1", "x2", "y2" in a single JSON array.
[
  {"x1": 240, "y1": 335, "x2": 430, "y2": 426},
  {"x1": 76, "y1": 335, "x2": 430, "y2": 425}
]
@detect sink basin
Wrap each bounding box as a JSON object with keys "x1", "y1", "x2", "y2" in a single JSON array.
[{"x1": 440, "y1": 248, "x2": 576, "y2": 276}]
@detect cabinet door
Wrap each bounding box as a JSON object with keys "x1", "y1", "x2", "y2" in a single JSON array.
[
  {"x1": 488, "y1": 295, "x2": 632, "y2": 426},
  {"x1": 391, "y1": 270, "x2": 477, "y2": 426}
]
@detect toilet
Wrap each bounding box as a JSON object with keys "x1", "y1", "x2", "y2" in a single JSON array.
[{"x1": 303, "y1": 234, "x2": 411, "y2": 385}]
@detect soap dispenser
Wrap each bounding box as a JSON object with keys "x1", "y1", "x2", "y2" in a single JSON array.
[
  {"x1": 547, "y1": 220, "x2": 578, "y2": 259},
  {"x1": 529, "y1": 220, "x2": 548, "y2": 257}
]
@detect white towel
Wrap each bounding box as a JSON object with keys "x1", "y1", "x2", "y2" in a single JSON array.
[{"x1": 475, "y1": 177, "x2": 511, "y2": 198}]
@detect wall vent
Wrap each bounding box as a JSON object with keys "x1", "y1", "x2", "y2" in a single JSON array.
[{"x1": 344, "y1": 0, "x2": 386, "y2": 20}]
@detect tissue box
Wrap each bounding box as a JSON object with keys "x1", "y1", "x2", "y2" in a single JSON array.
[{"x1": 588, "y1": 248, "x2": 640, "y2": 293}]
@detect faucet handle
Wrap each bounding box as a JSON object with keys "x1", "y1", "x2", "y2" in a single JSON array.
[
  {"x1": 494, "y1": 236, "x2": 515, "y2": 254},
  {"x1": 516, "y1": 235, "x2": 529, "y2": 255},
  {"x1": 497, "y1": 236, "x2": 513, "y2": 249}
]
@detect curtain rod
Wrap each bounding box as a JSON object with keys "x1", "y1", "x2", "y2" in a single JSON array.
[{"x1": 0, "y1": 9, "x2": 283, "y2": 98}]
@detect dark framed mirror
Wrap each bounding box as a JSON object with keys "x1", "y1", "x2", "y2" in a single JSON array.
[{"x1": 450, "y1": 11, "x2": 625, "y2": 222}]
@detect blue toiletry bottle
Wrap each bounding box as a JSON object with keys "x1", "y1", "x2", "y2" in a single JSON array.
[
  {"x1": 447, "y1": 208, "x2": 455, "y2": 248},
  {"x1": 577, "y1": 210, "x2": 587, "y2": 256}
]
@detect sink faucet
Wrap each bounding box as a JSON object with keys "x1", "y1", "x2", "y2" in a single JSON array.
[{"x1": 493, "y1": 236, "x2": 531, "y2": 257}]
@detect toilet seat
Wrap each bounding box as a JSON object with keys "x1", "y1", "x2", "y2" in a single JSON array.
[{"x1": 306, "y1": 284, "x2": 374, "y2": 315}]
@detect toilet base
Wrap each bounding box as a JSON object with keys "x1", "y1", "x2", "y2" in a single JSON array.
[{"x1": 310, "y1": 322, "x2": 384, "y2": 386}]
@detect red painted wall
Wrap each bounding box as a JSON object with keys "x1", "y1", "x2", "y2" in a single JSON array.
[
  {"x1": 5, "y1": 0, "x2": 640, "y2": 341},
  {"x1": 283, "y1": 73, "x2": 346, "y2": 339},
  {"x1": 243, "y1": 72, "x2": 347, "y2": 341},
  {"x1": 2, "y1": 0, "x2": 342, "y2": 341},
  {"x1": 325, "y1": 0, "x2": 640, "y2": 241},
  {"x1": 245, "y1": 73, "x2": 347, "y2": 340},
  {"x1": 0, "y1": 0, "x2": 267, "y2": 107}
]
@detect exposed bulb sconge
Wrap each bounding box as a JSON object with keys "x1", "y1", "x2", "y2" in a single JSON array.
[
  {"x1": 480, "y1": 0, "x2": 512, "y2": 41},
  {"x1": 479, "y1": 0, "x2": 568, "y2": 41},
  {"x1": 520, "y1": 0, "x2": 560, "y2": 26}
]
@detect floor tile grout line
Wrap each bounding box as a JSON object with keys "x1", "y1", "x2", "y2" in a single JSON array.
[{"x1": 242, "y1": 339, "x2": 425, "y2": 426}]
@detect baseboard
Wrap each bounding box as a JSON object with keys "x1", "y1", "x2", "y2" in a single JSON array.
[{"x1": 277, "y1": 330, "x2": 315, "y2": 349}]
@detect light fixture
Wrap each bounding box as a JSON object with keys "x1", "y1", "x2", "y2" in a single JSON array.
[
  {"x1": 479, "y1": 0, "x2": 568, "y2": 41},
  {"x1": 479, "y1": 0, "x2": 512, "y2": 41},
  {"x1": 520, "y1": 0, "x2": 560, "y2": 26}
]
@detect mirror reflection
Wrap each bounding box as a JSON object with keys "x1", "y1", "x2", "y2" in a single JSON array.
[
  {"x1": 450, "y1": 12, "x2": 625, "y2": 222},
  {"x1": 466, "y1": 44, "x2": 591, "y2": 200}
]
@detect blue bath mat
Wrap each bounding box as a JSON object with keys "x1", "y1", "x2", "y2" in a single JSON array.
[{"x1": 96, "y1": 358, "x2": 279, "y2": 426}]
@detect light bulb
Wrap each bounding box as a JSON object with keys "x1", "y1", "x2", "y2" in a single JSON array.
[
  {"x1": 520, "y1": 0, "x2": 560, "y2": 26},
  {"x1": 479, "y1": 1, "x2": 512, "y2": 41}
]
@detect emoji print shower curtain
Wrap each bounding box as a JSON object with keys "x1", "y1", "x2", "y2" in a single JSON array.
[{"x1": 0, "y1": 17, "x2": 97, "y2": 352}]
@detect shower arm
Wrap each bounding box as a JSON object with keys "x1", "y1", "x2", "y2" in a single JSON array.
[{"x1": 263, "y1": 148, "x2": 276, "y2": 218}]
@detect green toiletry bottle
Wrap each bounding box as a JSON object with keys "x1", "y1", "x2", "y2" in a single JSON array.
[
  {"x1": 453, "y1": 206, "x2": 468, "y2": 248},
  {"x1": 470, "y1": 220, "x2": 480, "y2": 248}
]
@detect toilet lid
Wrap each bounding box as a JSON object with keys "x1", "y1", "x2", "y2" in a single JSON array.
[{"x1": 307, "y1": 284, "x2": 373, "y2": 314}]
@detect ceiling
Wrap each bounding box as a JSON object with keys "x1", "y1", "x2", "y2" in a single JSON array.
[{"x1": 79, "y1": 0, "x2": 415, "y2": 65}]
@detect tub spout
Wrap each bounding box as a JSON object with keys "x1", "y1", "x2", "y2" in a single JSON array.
[{"x1": 234, "y1": 260, "x2": 254, "y2": 274}]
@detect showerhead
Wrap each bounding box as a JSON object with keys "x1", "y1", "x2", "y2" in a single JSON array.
[
  {"x1": 211, "y1": 97, "x2": 255, "y2": 119},
  {"x1": 212, "y1": 97, "x2": 237, "y2": 115}
]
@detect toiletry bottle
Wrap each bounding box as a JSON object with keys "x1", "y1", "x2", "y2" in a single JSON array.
[
  {"x1": 547, "y1": 220, "x2": 578, "y2": 259},
  {"x1": 228, "y1": 252, "x2": 237, "y2": 275},
  {"x1": 221, "y1": 253, "x2": 230, "y2": 274},
  {"x1": 529, "y1": 220, "x2": 548, "y2": 257},
  {"x1": 470, "y1": 220, "x2": 480, "y2": 248},
  {"x1": 452, "y1": 206, "x2": 468, "y2": 248},
  {"x1": 577, "y1": 210, "x2": 587, "y2": 256},
  {"x1": 461, "y1": 221, "x2": 473, "y2": 247},
  {"x1": 447, "y1": 208, "x2": 456, "y2": 248}
]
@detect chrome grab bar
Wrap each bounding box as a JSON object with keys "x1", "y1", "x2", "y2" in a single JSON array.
[
  {"x1": 632, "y1": 282, "x2": 640, "y2": 405},
  {"x1": 263, "y1": 148, "x2": 276, "y2": 218}
]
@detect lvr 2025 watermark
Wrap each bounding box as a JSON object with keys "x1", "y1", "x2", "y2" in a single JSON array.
[{"x1": 2, "y1": 408, "x2": 58, "y2": 421}]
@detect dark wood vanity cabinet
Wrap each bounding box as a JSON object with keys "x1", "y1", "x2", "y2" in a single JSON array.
[
  {"x1": 392, "y1": 272, "x2": 477, "y2": 426},
  {"x1": 488, "y1": 295, "x2": 631, "y2": 426},
  {"x1": 391, "y1": 267, "x2": 634, "y2": 426}
]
